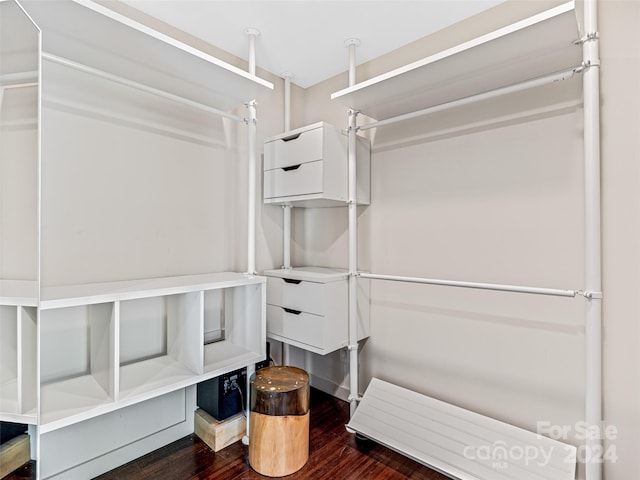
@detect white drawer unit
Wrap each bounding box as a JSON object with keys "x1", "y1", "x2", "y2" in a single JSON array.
[
  {"x1": 263, "y1": 267, "x2": 369, "y2": 355},
  {"x1": 263, "y1": 122, "x2": 370, "y2": 207}
]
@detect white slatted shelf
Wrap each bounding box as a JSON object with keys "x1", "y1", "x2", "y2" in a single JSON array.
[
  {"x1": 331, "y1": 2, "x2": 581, "y2": 121},
  {"x1": 19, "y1": 0, "x2": 273, "y2": 113},
  {"x1": 349, "y1": 379, "x2": 576, "y2": 480}
]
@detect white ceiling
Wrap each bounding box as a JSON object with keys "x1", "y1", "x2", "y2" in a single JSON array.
[{"x1": 120, "y1": 0, "x2": 506, "y2": 88}]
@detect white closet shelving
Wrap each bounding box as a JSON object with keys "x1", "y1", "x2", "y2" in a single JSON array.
[
  {"x1": 331, "y1": 1, "x2": 582, "y2": 120},
  {"x1": 1, "y1": 0, "x2": 273, "y2": 477},
  {"x1": 26, "y1": 0, "x2": 271, "y2": 114},
  {"x1": 261, "y1": 118, "x2": 371, "y2": 357},
  {"x1": 331, "y1": 1, "x2": 601, "y2": 480},
  {"x1": 38, "y1": 273, "x2": 265, "y2": 434}
]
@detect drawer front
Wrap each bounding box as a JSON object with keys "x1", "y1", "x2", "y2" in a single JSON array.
[
  {"x1": 264, "y1": 160, "x2": 323, "y2": 199},
  {"x1": 264, "y1": 126, "x2": 323, "y2": 170},
  {"x1": 266, "y1": 305, "x2": 324, "y2": 348},
  {"x1": 266, "y1": 276, "x2": 326, "y2": 316}
]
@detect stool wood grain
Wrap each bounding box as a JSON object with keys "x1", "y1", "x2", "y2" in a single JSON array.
[{"x1": 249, "y1": 366, "x2": 310, "y2": 477}]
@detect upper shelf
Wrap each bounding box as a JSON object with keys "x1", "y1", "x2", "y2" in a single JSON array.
[
  {"x1": 18, "y1": 0, "x2": 273, "y2": 113},
  {"x1": 331, "y1": 1, "x2": 582, "y2": 121}
]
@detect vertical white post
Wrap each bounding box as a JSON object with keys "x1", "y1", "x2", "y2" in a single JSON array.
[
  {"x1": 243, "y1": 27, "x2": 259, "y2": 438},
  {"x1": 582, "y1": 1, "x2": 602, "y2": 479},
  {"x1": 345, "y1": 38, "x2": 360, "y2": 87},
  {"x1": 282, "y1": 72, "x2": 293, "y2": 272},
  {"x1": 347, "y1": 109, "x2": 359, "y2": 417},
  {"x1": 282, "y1": 72, "x2": 293, "y2": 132},
  {"x1": 244, "y1": 27, "x2": 260, "y2": 275},
  {"x1": 246, "y1": 100, "x2": 257, "y2": 275},
  {"x1": 245, "y1": 362, "x2": 255, "y2": 441},
  {"x1": 283, "y1": 206, "x2": 292, "y2": 270},
  {"x1": 344, "y1": 38, "x2": 361, "y2": 417},
  {"x1": 245, "y1": 28, "x2": 259, "y2": 76}
]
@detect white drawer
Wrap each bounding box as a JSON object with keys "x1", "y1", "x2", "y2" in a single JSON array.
[
  {"x1": 266, "y1": 276, "x2": 326, "y2": 316},
  {"x1": 263, "y1": 160, "x2": 323, "y2": 199},
  {"x1": 266, "y1": 304, "x2": 326, "y2": 349},
  {"x1": 264, "y1": 125, "x2": 324, "y2": 170}
]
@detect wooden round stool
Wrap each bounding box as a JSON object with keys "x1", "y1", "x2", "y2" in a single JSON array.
[{"x1": 248, "y1": 366, "x2": 310, "y2": 477}]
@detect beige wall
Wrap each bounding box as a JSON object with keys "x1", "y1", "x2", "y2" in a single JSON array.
[
  {"x1": 599, "y1": 1, "x2": 640, "y2": 479},
  {"x1": 257, "y1": 1, "x2": 639, "y2": 479}
]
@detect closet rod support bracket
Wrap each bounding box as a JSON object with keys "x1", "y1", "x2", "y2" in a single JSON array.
[
  {"x1": 574, "y1": 60, "x2": 600, "y2": 76},
  {"x1": 577, "y1": 290, "x2": 603, "y2": 300},
  {"x1": 574, "y1": 31, "x2": 600, "y2": 45},
  {"x1": 243, "y1": 100, "x2": 258, "y2": 126}
]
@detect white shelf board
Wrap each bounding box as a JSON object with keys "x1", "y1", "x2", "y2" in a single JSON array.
[
  {"x1": 263, "y1": 266, "x2": 349, "y2": 283},
  {"x1": 266, "y1": 332, "x2": 344, "y2": 356},
  {"x1": 0, "y1": 408, "x2": 37, "y2": 425},
  {"x1": 203, "y1": 341, "x2": 262, "y2": 376},
  {"x1": 331, "y1": 1, "x2": 581, "y2": 120},
  {"x1": 264, "y1": 195, "x2": 350, "y2": 208},
  {"x1": 19, "y1": 0, "x2": 273, "y2": 112},
  {"x1": 0, "y1": 379, "x2": 19, "y2": 414},
  {"x1": 40, "y1": 272, "x2": 265, "y2": 310},
  {"x1": 119, "y1": 355, "x2": 196, "y2": 402},
  {"x1": 0, "y1": 379, "x2": 36, "y2": 424},
  {"x1": 0, "y1": 280, "x2": 38, "y2": 306},
  {"x1": 40, "y1": 374, "x2": 113, "y2": 433}
]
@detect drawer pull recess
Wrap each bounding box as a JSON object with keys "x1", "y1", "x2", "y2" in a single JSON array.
[
  {"x1": 282, "y1": 164, "x2": 301, "y2": 172},
  {"x1": 283, "y1": 278, "x2": 302, "y2": 285},
  {"x1": 283, "y1": 307, "x2": 302, "y2": 315},
  {"x1": 281, "y1": 133, "x2": 302, "y2": 142}
]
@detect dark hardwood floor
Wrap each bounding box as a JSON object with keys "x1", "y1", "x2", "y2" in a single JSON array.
[{"x1": 5, "y1": 389, "x2": 448, "y2": 480}]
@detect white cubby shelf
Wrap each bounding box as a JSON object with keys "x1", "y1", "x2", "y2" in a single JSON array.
[{"x1": 38, "y1": 273, "x2": 266, "y2": 433}]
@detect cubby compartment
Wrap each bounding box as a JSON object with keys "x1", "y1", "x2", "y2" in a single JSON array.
[
  {"x1": 39, "y1": 302, "x2": 116, "y2": 431},
  {"x1": 203, "y1": 281, "x2": 266, "y2": 376},
  {"x1": 0, "y1": 307, "x2": 19, "y2": 415},
  {"x1": 0, "y1": 305, "x2": 37, "y2": 424},
  {"x1": 119, "y1": 293, "x2": 202, "y2": 401}
]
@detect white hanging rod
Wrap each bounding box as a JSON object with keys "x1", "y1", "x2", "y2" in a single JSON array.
[
  {"x1": 358, "y1": 272, "x2": 577, "y2": 298},
  {"x1": 41, "y1": 53, "x2": 245, "y2": 123},
  {"x1": 358, "y1": 66, "x2": 583, "y2": 132},
  {"x1": 2, "y1": 82, "x2": 37, "y2": 90},
  {"x1": 43, "y1": 96, "x2": 227, "y2": 148},
  {"x1": 0, "y1": 71, "x2": 38, "y2": 89}
]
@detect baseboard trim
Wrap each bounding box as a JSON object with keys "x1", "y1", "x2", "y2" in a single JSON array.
[{"x1": 309, "y1": 374, "x2": 350, "y2": 403}]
